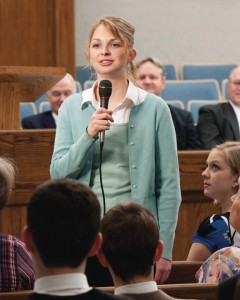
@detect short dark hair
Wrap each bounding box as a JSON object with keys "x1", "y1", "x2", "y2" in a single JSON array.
[
  {"x1": 27, "y1": 179, "x2": 100, "y2": 268},
  {"x1": 100, "y1": 202, "x2": 159, "y2": 281}
]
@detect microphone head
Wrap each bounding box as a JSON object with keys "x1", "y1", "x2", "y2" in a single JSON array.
[{"x1": 99, "y1": 80, "x2": 112, "y2": 109}]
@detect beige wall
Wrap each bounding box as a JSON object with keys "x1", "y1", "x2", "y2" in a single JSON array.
[{"x1": 75, "y1": 0, "x2": 240, "y2": 70}]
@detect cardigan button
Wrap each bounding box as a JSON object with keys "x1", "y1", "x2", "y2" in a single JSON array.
[
  {"x1": 130, "y1": 124, "x2": 134, "y2": 128},
  {"x1": 130, "y1": 142, "x2": 134, "y2": 146},
  {"x1": 132, "y1": 184, "x2": 137, "y2": 188}
]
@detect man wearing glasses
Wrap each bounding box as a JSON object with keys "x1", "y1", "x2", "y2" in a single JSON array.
[{"x1": 197, "y1": 66, "x2": 240, "y2": 149}]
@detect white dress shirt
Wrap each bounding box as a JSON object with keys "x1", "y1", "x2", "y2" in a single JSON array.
[
  {"x1": 33, "y1": 273, "x2": 92, "y2": 296},
  {"x1": 229, "y1": 101, "x2": 240, "y2": 133},
  {"x1": 114, "y1": 281, "x2": 158, "y2": 295},
  {"x1": 81, "y1": 81, "x2": 147, "y2": 124}
]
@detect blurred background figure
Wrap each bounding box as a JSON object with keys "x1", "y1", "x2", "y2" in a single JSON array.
[
  {"x1": 136, "y1": 57, "x2": 201, "y2": 150},
  {"x1": 22, "y1": 73, "x2": 76, "y2": 129},
  {"x1": 197, "y1": 66, "x2": 240, "y2": 149},
  {"x1": 0, "y1": 157, "x2": 35, "y2": 292}
]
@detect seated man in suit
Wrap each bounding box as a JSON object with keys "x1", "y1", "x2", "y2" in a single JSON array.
[
  {"x1": 23, "y1": 178, "x2": 130, "y2": 300},
  {"x1": 136, "y1": 57, "x2": 201, "y2": 150},
  {"x1": 22, "y1": 73, "x2": 76, "y2": 129},
  {"x1": 98, "y1": 202, "x2": 184, "y2": 300},
  {"x1": 197, "y1": 66, "x2": 240, "y2": 149}
]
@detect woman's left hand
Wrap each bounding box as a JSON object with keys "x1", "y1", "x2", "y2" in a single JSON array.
[{"x1": 154, "y1": 257, "x2": 172, "y2": 284}]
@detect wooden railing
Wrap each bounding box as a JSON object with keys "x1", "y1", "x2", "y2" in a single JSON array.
[
  {"x1": 0, "y1": 283, "x2": 218, "y2": 300},
  {"x1": 0, "y1": 130, "x2": 221, "y2": 260}
]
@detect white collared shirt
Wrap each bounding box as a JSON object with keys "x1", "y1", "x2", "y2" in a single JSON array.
[
  {"x1": 52, "y1": 111, "x2": 58, "y2": 126},
  {"x1": 114, "y1": 281, "x2": 158, "y2": 295},
  {"x1": 81, "y1": 81, "x2": 147, "y2": 124},
  {"x1": 229, "y1": 101, "x2": 240, "y2": 133},
  {"x1": 33, "y1": 273, "x2": 92, "y2": 296}
]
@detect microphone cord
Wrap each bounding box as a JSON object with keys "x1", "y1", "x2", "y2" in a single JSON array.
[{"x1": 99, "y1": 141, "x2": 106, "y2": 215}]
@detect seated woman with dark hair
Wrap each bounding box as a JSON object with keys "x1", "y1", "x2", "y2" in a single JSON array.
[{"x1": 0, "y1": 157, "x2": 35, "y2": 292}]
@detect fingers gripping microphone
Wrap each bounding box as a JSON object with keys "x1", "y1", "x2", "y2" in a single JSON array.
[{"x1": 99, "y1": 80, "x2": 112, "y2": 150}]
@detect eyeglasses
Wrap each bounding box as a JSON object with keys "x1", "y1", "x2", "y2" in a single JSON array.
[{"x1": 229, "y1": 80, "x2": 240, "y2": 86}]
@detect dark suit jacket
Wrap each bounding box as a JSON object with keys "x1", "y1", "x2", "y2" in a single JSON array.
[
  {"x1": 22, "y1": 111, "x2": 56, "y2": 129},
  {"x1": 27, "y1": 289, "x2": 131, "y2": 300},
  {"x1": 123, "y1": 289, "x2": 175, "y2": 300},
  {"x1": 217, "y1": 273, "x2": 240, "y2": 300},
  {"x1": 168, "y1": 105, "x2": 202, "y2": 150},
  {"x1": 197, "y1": 102, "x2": 240, "y2": 149}
]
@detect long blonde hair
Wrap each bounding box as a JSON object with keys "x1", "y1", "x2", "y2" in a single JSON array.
[{"x1": 84, "y1": 16, "x2": 136, "y2": 82}]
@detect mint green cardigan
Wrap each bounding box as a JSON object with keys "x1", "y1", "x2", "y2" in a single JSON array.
[{"x1": 50, "y1": 92, "x2": 181, "y2": 260}]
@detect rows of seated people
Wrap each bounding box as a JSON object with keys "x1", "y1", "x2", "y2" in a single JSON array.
[
  {"x1": 20, "y1": 62, "x2": 240, "y2": 151},
  {"x1": 1, "y1": 153, "x2": 240, "y2": 300}
]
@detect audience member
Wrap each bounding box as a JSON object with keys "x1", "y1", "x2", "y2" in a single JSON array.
[
  {"x1": 217, "y1": 273, "x2": 240, "y2": 300},
  {"x1": 197, "y1": 66, "x2": 240, "y2": 149},
  {"x1": 136, "y1": 57, "x2": 201, "y2": 150},
  {"x1": 196, "y1": 177, "x2": 240, "y2": 283},
  {"x1": 187, "y1": 141, "x2": 240, "y2": 262},
  {"x1": 98, "y1": 202, "x2": 188, "y2": 300},
  {"x1": 0, "y1": 157, "x2": 35, "y2": 292},
  {"x1": 22, "y1": 73, "x2": 76, "y2": 129},
  {"x1": 50, "y1": 16, "x2": 181, "y2": 283},
  {"x1": 23, "y1": 178, "x2": 130, "y2": 300}
]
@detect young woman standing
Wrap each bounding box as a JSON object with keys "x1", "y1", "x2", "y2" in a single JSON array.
[{"x1": 50, "y1": 16, "x2": 181, "y2": 283}]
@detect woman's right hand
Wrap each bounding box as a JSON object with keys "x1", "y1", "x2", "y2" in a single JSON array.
[{"x1": 87, "y1": 107, "x2": 114, "y2": 139}]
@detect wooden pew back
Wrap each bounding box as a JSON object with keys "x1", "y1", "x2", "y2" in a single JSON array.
[
  {"x1": 166, "y1": 261, "x2": 202, "y2": 284},
  {"x1": 0, "y1": 130, "x2": 221, "y2": 260},
  {"x1": 0, "y1": 284, "x2": 218, "y2": 300}
]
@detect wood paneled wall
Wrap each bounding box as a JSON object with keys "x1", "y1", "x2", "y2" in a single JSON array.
[
  {"x1": 0, "y1": 131, "x2": 221, "y2": 260},
  {"x1": 0, "y1": 0, "x2": 75, "y2": 76}
]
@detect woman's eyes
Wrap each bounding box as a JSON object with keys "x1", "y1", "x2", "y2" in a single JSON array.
[
  {"x1": 91, "y1": 43, "x2": 121, "y2": 48},
  {"x1": 92, "y1": 44, "x2": 100, "y2": 48},
  {"x1": 212, "y1": 164, "x2": 219, "y2": 171},
  {"x1": 110, "y1": 43, "x2": 121, "y2": 47}
]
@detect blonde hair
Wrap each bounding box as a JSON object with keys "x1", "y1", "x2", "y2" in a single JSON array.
[
  {"x1": 213, "y1": 142, "x2": 240, "y2": 176},
  {"x1": 211, "y1": 142, "x2": 240, "y2": 207},
  {"x1": 84, "y1": 16, "x2": 136, "y2": 82},
  {"x1": 0, "y1": 157, "x2": 16, "y2": 210}
]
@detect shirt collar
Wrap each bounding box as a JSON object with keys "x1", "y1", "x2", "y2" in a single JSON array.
[
  {"x1": 81, "y1": 80, "x2": 143, "y2": 109},
  {"x1": 52, "y1": 111, "x2": 58, "y2": 125},
  {"x1": 34, "y1": 273, "x2": 92, "y2": 296},
  {"x1": 115, "y1": 281, "x2": 158, "y2": 295}
]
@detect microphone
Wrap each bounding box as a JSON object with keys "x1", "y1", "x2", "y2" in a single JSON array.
[{"x1": 99, "y1": 80, "x2": 112, "y2": 149}]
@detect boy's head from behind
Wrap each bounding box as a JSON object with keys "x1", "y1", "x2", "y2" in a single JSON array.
[
  {"x1": 24, "y1": 179, "x2": 101, "y2": 268},
  {"x1": 98, "y1": 202, "x2": 163, "y2": 282}
]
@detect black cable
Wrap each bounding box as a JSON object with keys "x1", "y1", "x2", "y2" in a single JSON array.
[{"x1": 99, "y1": 141, "x2": 106, "y2": 215}]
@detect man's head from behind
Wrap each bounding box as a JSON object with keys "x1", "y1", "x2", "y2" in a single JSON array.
[
  {"x1": 24, "y1": 179, "x2": 101, "y2": 269},
  {"x1": 98, "y1": 202, "x2": 163, "y2": 283},
  {"x1": 228, "y1": 66, "x2": 240, "y2": 107},
  {"x1": 136, "y1": 57, "x2": 166, "y2": 97},
  {"x1": 46, "y1": 73, "x2": 76, "y2": 115}
]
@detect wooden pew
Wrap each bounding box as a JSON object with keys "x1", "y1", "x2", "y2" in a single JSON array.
[
  {"x1": 0, "y1": 284, "x2": 218, "y2": 300},
  {"x1": 0, "y1": 290, "x2": 31, "y2": 300},
  {"x1": 166, "y1": 261, "x2": 202, "y2": 284},
  {"x1": 0, "y1": 130, "x2": 221, "y2": 260},
  {"x1": 100, "y1": 284, "x2": 218, "y2": 300},
  {"x1": 160, "y1": 283, "x2": 218, "y2": 300}
]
